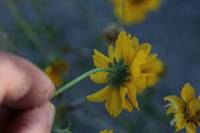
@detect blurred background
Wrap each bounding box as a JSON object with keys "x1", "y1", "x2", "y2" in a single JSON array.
[{"x1": 0, "y1": 0, "x2": 200, "y2": 132}]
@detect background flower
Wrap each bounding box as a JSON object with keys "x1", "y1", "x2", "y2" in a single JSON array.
[
  {"x1": 44, "y1": 58, "x2": 69, "y2": 87},
  {"x1": 100, "y1": 129, "x2": 114, "y2": 133},
  {"x1": 164, "y1": 83, "x2": 200, "y2": 133},
  {"x1": 113, "y1": 0, "x2": 160, "y2": 24}
]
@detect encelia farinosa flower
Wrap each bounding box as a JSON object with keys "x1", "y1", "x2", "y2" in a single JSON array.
[
  {"x1": 164, "y1": 83, "x2": 200, "y2": 133},
  {"x1": 87, "y1": 31, "x2": 163, "y2": 117},
  {"x1": 113, "y1": 0, "x2": 160, "y2": 24},
  {"x1": 100, "y1": 129, "x2": 114, "y2": 133},
  {"x1": 45, "y1": 58, "x2": 69, "y2": 87}
]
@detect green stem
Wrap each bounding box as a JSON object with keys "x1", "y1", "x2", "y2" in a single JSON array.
[{"x1": 53, "y1": 68, "x2": 112, "y2": 98}]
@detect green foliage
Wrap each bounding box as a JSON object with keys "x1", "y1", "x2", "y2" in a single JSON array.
[
  {"x1": 54, "y1": 128, "x2": 71, "y2": 133},
  {"x1": 53, "y1": 120, "x2": 72, "y2": 133}
]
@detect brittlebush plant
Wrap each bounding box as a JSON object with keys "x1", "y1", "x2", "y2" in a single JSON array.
[{"x1": 53, "y1": 31, "x2": 163, "y2": 132}]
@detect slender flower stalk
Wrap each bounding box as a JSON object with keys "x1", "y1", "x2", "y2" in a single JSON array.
[
  {"x1": 53, "y1": 68, "x2": 113, "y2": 98},
  {"x1": 5, "y1": 0, "x2": 42, "y2": 49}
]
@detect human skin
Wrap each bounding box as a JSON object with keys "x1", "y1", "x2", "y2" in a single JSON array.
[{"x1": 0, "y1": 52, "x2": 55, "y2": 133}]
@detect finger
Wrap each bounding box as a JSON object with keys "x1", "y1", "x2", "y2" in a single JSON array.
[
  {"x1": 5, "y1": 102, "x2": 55, "y2": 133},
  {"x1": 0, "y1": 52, "x2": 55, "y2": 109}
]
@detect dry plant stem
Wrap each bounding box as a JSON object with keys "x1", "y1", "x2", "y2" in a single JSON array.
[{"x1": 5, "y1": 0, "x2": 42, "y2": 49}]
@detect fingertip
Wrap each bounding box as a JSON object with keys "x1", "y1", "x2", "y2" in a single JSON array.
[
  {"x1": 6, "y1": 102, "x2": 55, "y2": 133},
  {"x1": 5, "y1": 68, "x2": 56, "y2": 109},
  {"x1": 0, "y1": 52, "x2": 55, "y2": 109}
]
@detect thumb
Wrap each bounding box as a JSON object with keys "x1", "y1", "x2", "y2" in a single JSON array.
[{"x1": 6, "y1": 102, "x2": 55, "y2": 133}]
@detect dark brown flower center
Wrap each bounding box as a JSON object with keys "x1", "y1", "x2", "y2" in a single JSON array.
[{"x1": 184, "y1": 108, "x2": 200, "y2": 125}]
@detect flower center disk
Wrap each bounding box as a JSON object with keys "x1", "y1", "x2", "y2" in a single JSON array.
[
  {"x1": 184, "y1": 108, "x2": 200, "y2": 125},
  {"x1": 107, "y1": 58, "x2": 130, "y2": 88}
]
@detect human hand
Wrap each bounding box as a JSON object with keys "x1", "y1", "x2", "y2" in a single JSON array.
[{"x1": 0, "y1": 52, "x2": 55, "y2": 133}]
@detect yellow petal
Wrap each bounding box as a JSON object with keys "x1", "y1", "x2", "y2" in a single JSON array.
[
  {"x1": 189, "y1": 99, "x2": 200, "y2": 115},
  {"x1": 90, "y1": 72, "x2": 108, "y2": 84},
  {"x1": 93, "y1": 49, "x2": 109, "y2": 68},
  {"x1": 131, "y1": 36, "x2": 139, "y2": 49},
  {"x1": 186, "y1": 123, "x2": 196, "y2": 133},
  {"x1": 121, "y1": 3, "x2": 146, "y2": 25},
  {"x1": 120, "y1": 87, "x2": 127, "y2": 109},
  {"x1": 105, "y1": 89, "x2": 122, "y2": 117},
  {"x1": 108, "y1": 45, "x2": 115, "y2": 60},
  {"x1": 164, "y1": 96, "x2": 185, "y2": 113},
  {"x1": 181, "y1": 83, "x2": 195, "y2": 103},
  {"x1": 119, "y1": 87, "x2": 133, "y2": 112},
  {"x1": 100, "y1": 129, "x2": 114, "y2": 133},
  {"x1": 146, "y1": 75, "x2": 159, "y2": 87},
  {"x1": 146, "y1": 0, "x2": 160, "y2": 10},
  {"x1": 133, "y1": 76, "x2": 147, "y2": 93},
  {"x1": 45, "y1": 67, "x2": 62, "y2": 86},
  {"x1": 139, "y1": 43, "x2": 152, "y2": 54},
  {"x1": 115, "y1": 31, "x2": 125, "y2": 59},
  {"x1": 133, "y1": 50, "x2": 148, "y2": 65},
  {"x1": 122, "y1": 34, "x2": 134, "y2": 64},
  {"x1": 131, "y1": 64, "x2": 141, "y2": 79},
  {"x1": 87, "y1": 86, "x2": 111, "y2": 102},
  {"x1": 114, "y1": 31, "x2": 134, "y2": 63},
  {"x1": 141, "y1": 59, "x2": 164, "y2": 74},
  {"x1": 125, "y1": 100, "x2": 133, "y2": 112},
  {"x1": 146, "y1": 54, "x2": 157, "y2": 63},
  {"x1": 166, "y1": 106, "x2": 176, "y2": 115},
  {"x1": 126, "y1": 82, "x2": 139, "y2": 110},
  {"x1": 175, "y1": 112, "x2": 186, "y2": 131}
]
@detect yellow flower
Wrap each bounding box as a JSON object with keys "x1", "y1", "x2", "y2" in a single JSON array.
[
  {"x1": 87, "y1": 31, "x2": 163, "y2": 117},
  {"x1": 164, "y1": 83, "x2": 200, "y2": 133},
  {"x1": 113, "y1": 0, "x2": 160, "y2": 24},
  {"x1": 100, "y1": 129, "x2": 114, "y2": 133},
  {"x1": 44, "y1": 58, "x2": 69, "y2": 86}
]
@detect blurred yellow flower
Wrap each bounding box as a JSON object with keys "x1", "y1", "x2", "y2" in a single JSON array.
[
  {"x1": 113, "y1": 0, "x2": 160, "y2": 24},
  {"x1": 87, "y1": 31, "x2": 163, "y2": 117},
  {"x1": 164, "y1": 83, "x2": 200, "y2": 133},
  {"x1": 100, "y1": 129, "x2": 114, "y2": 133},
  {"x1": 44, "y1": 58, "x2": 69, "y2": 87}
]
